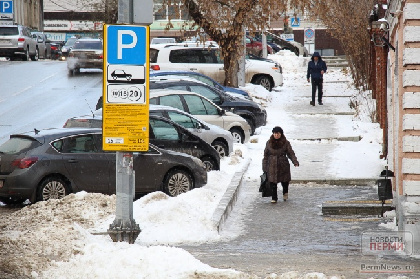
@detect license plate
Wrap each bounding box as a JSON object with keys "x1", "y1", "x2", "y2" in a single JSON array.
[{"x1": 0, "y1": 39, "x2": 10, "y2": 44}]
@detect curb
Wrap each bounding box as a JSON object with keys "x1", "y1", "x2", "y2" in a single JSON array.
[
  {"x1": 291, "y1": 179, "x2": 377, "y2": 186},
  {"x1": 322, "y1": 200, "x2": 394, "y2": 216},
  {"x1": 211, "y1": 158, "x2": 251, "y2": 233}
]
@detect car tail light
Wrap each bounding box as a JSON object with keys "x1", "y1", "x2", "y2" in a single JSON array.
[
  {"x1": 18, "y1": 38, "x2": 25, "y2": 42},
  {"x1": 99, "y1": 54, "x2": 103, "y2": 59},
  {"x1": 151, "y1": 65, "x2": 160, "y2": 70},
  {"x1": 12, "y1": 157, "x2": 38, "y2": 169},
  {"x1": 51, "y1": 46, "x2": 57, "y2": 50}
]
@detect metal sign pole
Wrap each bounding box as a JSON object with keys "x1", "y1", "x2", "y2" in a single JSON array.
[{"x1": 107, "y1": 0, "x2": 152, "y2": 244}]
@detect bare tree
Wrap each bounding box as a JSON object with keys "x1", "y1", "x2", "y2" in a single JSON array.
[{"x1": 88, "y1": 0, "x2": 376, "y2": 90}]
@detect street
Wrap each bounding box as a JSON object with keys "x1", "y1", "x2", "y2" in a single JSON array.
[{"x1": 0, "y1": 60, "x2": 102, "y2": 145}]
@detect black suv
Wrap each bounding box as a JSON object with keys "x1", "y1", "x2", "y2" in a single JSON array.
[
  {"x1": 64, "y1": 114, "x2": 220, "y2": 171},
  {"x1": 149, "y1": 78, "x2": 267, "y2": 134}
]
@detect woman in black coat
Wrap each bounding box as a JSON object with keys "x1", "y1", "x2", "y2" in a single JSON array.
[{"x1": 262, "y1": 126, "x2": 299, "y2": 203}]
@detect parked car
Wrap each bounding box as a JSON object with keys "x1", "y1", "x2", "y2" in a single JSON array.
[
  {"x1": 246, "y1": 35, "x2": 273, "y2": 57},
  {"x1": 31, "y1": 31, "x2": 51, "y2": 59},
  {"x1": 0, "y1": 128, "x2": 207, "y2": 204},
  {"x1": 150, "y1": 70, "x2": 251, "y2": 99},
  {"x1": 149, "y1": 45, "x2": 283, "y2": 91},
  {"x1": 63, "y1": 114, "x2": 221, "y2": 171},
  {"x1": 149, "y1": 78, "x2": 267, "y2": 134},
  {"x1": 60, "y1": 36, "x2": 78, "y2": 60},
  {"x1": 149, "y1": 105, "x2": 234, "y2": 157},
  {"x1": 67, "y1": 38, "x2": 103, "y2": 75},
  {"x1": 149, "y1": 89, "x2": 252, "y2": 143},
  {"x1": 0, "y1": 24, "x2": 37, "y2": 61},
  {"x1": 50, "y1": 42, "x2": 62, "y2": 60}
]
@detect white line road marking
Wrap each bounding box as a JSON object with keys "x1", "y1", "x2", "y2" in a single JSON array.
[
  {"x1": 12, "y1": 86, "x2": 32, "y2": 96},
  {"x1": 39, "y1": 74, "x2": 55, "y2": 83}
]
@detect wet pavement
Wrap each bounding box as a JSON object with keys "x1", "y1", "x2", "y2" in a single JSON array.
[{"x1": 182, "y1": 182, "x2": 420, "y2": 278}]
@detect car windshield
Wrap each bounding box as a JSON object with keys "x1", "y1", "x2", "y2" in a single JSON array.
[
  {"x1": 0, "y1": 137, "x2": 40, "y2": 154},
  {"x1": 0, "y1": 27, "x2": 19, "y2": 36},
  {"x1": 72, "y1": 41, "x2": 102, "y2": 50},
  {"x1": 64, "y1": 38, "x2": 77, "y2": 47}
]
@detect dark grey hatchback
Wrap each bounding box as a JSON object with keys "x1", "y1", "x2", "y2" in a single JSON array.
[{"x1": 0, "y1": 128, "x2": 207, "y2": 204}]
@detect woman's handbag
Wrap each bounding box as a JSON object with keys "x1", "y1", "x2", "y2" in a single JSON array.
[{"x1": 259, "y1": 172, "x2": 272, "y2": 197}]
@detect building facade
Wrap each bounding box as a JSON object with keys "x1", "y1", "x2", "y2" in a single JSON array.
[{"x1": 374, "y1": 0, "x2": 420, "y2": 254}]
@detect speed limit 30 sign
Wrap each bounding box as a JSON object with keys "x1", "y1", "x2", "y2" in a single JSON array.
[{"x1": 103, "y1": 24, "x2": 150, "y2": 152}]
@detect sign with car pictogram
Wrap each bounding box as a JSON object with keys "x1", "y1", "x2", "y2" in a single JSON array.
[{"x1": 103, "y1": 24, "x2": 149, "y2": 152}]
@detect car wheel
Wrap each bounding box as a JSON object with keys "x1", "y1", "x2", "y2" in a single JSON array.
[
  {"x1": 30, "y1": 48, "x2": 39, "y2": 61},
  {"x1": 68, "y1": 69, "x2": 74, "y2": 76},
  {"x1": 112, "y1": 76, "x2": 117, "y2": 80},
  {"x1": 163, "y1": 169, "x2": 193, "y2": 197},
  {"x1": 22, "y1": 49, "x2": 29, "y2": 61},
  {"x1": 230, "y1": 127, "x2": 244, "y2": 144},
  {"x1": 37, "y1": 177, "x2": 69, "y2": 201},
  {"x1": 201, "y1": 156, "x2": 218, "y2": 171},
  {"x1": 255, "y1": 75, "x2": 272, "y2": 91},
  {"x1": 212, "y1": 140, "x2": 228, "y2": 157}
]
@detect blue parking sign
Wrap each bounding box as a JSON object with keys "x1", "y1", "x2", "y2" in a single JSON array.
[
  {"x1": 0, "y1": 0, "x2": 13, "y2": 13},
  {"x1": 106, "y1": 25, "x2": 147, "y2": 65}
]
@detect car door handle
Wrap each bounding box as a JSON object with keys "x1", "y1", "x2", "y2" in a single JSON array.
[{"x1": 67, "y1": 159, "x2": 78, "y2": 163}]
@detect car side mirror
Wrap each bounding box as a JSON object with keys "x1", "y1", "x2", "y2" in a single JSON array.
[
  {"x1": 218, "y1": 109, "x2": 225, "y2": 116},
  {"x1": 193, "y1": 122, "x2": 202, "y2": 130}
]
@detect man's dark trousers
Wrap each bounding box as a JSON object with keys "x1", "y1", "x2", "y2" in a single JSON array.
[{"x1": 311, "y1": 78, "x2": 323, "y2": 103}]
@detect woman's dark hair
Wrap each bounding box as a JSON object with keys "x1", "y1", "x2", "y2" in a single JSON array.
[{"x1": 272, "y1": 126, "x2": 283, "y2": 134}]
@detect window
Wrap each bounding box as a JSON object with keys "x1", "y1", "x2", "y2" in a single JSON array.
[
  {"x1": 183, "y1": 95, "x2": 210, "y2": 115},
  {"x1": 167, "y1": 111, "x2": 197, "y2": 129},
  {"x1": 159, "y1": 95, "x2": 184, "y2": 110},
  {"x1": 154, "y1": 1, "x2": 191, "y2": 21},
  {"x1": 149, "y1": 119, "x2": 180, "y2": 141},
  {"x1": 73, "y1": 41, "x2": 102, "y2": 50},
  {"x1": 169, "y1": 49, "x2": 200, "y2": 63},
  {"x1": 60, "y1": 135, "x2": 97, "y2": 153},
  {"x1": 149, "y1": 98, "x2": 159, "y2": 105},
  {"x1": 0, "y1": 27, "x2": 19, "y2": 36},
  {"x1": 0, "y1": 137, "x2": 40, "y2": 154},
  {"x1": 150, "y1": 48, "x2": 159, "y2": 63},
  {"x1": 190, "y1": 85, "x2": 220, "y2": 103}
]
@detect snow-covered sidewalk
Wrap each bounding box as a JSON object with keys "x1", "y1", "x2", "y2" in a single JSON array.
[{"x1": 1, "y1": 50, "x2": 400, "y2": 279}]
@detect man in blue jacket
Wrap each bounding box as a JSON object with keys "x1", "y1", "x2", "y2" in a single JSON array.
[{"x1": 307, "y1": 52, "x2": 327, "y2": 106}]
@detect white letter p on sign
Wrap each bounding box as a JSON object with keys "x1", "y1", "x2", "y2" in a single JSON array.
[
  {"x1": 2, "y1": 2, "x2": 10, "y2": 11},
  {"x1": 117, "y1": 30, "x2": 137, "y2": 60}
]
